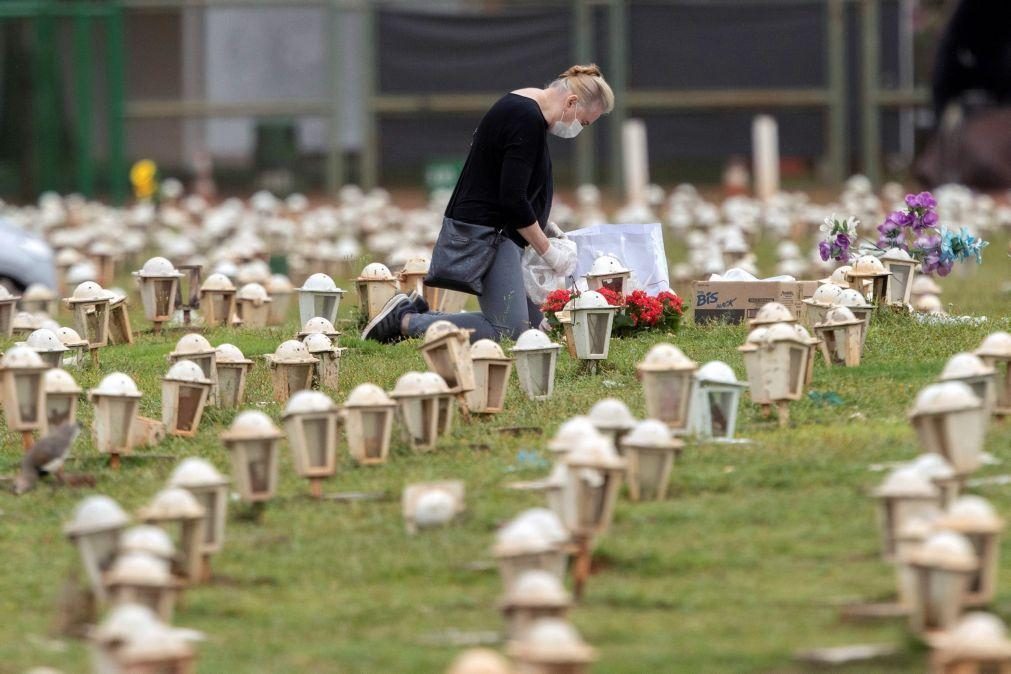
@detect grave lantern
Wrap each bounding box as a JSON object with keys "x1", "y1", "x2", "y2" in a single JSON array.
[
  {"x1": 846, "y1": 254, "x2": 892, "y2": 305},
  {"x1": 298, "y1": 272, "x2": 346, "y2": 326},
  {"x1": 20, "y1": 282, "x2": 56, "y2": 315},
  {"x1": 873, "y1": 465, "x2": 943, "y2": 561},
  {"x1": 446, "y1": 649, "x2": 513, "y2": 674},
  {"x1": 173, "y1": 263, "x2": 203, "y2": 326},
  {"x1": 739, "y1": 327, "x2": 772, "y2": 407},
  {"x1": 398, "y1": 256, "x2": 429, "y2": 296},
  {"x1": 907, "y1": 530, "x2": 978, "y2": 635},
  {"x1": 168, "y1": 333, "x2": 218, "y2": 405},
  {"x1": 161, "y1": 360, "x2": 212, "y2": 437},
  {"x1": 493, "y1": 509, "x2": 570, "y2": 586},
  {"x1": 23, "y1": 327, "x2": 68, "y2": 368},
  {"x1": 929, "y1": 612, "x2": 1011, "y2": 674},
  {"x1": 689, "y1": 361, "x2": 748, "y2": 441},
  {"x1": 89, "y1": 373, "x2": 142, "y2": 466},
  {"x1": 106, "y1": 290, "x2": 134, "y2": 346},
  {"x1": 303, "y1": 333, "x2": 344, "y2": 390},
  {"x1": 197, "y1": 273, "x2": 237, "y2": 327},
  {"x1": 909, "y1": 382, "x2": 986, "y2": 476},
  {"x1": 547, "y1": 416, "x2": 605, "y2": 457},
  {"x1": 881, "y1": 247, "x2": 918, "y2": 307},
  {"x1": 220, "y1": 410, "x2": 283, "y2": 503},
  {"x1": 402, "y1": 480, "x2": 465, "y2": 534},
  {"x1": 282, "y1": 390, "x2": 340, "y2": 498},
  {"x1": 759, "y1": 322, "x2": 813, "y2": 425},
  {"x1": 0, "y1": 285, "x2": 19, "y2": 337},
  {"x1": 911, "y1": 274, "x2": 943, "y2": 307},
  {"x1": 10, "y1": 311, "x2": 43, "y2": 338},
  {"x1": 563, "y1": 435, "x2": 626, "y2": 539},
  {"x1": 419, "y1": 320, "x2": 476, "y2": 393},
  {"x1": 42, "y1": 367, "x2": 81, "y2": 435},
  {"x1": 801, "y1": 283, "x2": 844, "y2": 329},
  {"x1": 390, "y1": 372, "x2": 443, "y2": 452},
  {"x1": 64, "y1": 281, "x2": 111, "y2": 355},
  {"x1": 588, "y1": 398, "x2": 636, "y2": 448},
  {"x1": 56, "y1": 326, "x2": 89, "y2": 367},
  {"x1": 910, "y1": 453, "x2": 961, "y2": 508},
  {"x1": 636, "y1": 343, "x2": 698, "y2": 433},
  {"x1": 499, "y1": 570, "x2": 572, "y2": 640},
  {"x1": 939, "y1": 352, "x2": 997, "y2": 418},
  {"x1": 836, "y1": 288, "x2": 874, "y2": 347},
  {"x1": 813, "y1": 306, "x2": 865, "y2": 367},
  {"x1": 584, "y1": 254, "x2": 632, "y2": 295},
  {"x1": 136, "y1": 488, "x2": 206, "y2": 583},
  {"x1": 418, "y1": 371, "x2": 455, "y2": 438},
  {"x1": 92, "y1": 604, "x2": 200, "y2": 674},
  {"x1": 976, "y1": 331, "x2": 1011, "y2": 417},
  {"x1": 64, "y1": 495, "x2": 131, "y2": 600},
  {"x1": 936, "y1": 496, "x2": 1004, "y2": 607},
  {"x1": 511, "y1": 329, "x2": 562, "y2": 401},
  {"x1": 265, "y1": 274, "x2": 295, "y2": 325},
  {"x1": 296, "y1": 316, "x2": 341, "y2": 342},
  {"x1": 467, "y1": 339, "x2": 513, "y2": 414},
  {"x1": 748, "y1": 301, "x2": 796, "y2": 329},
  {"x1": 104, "y1": 552, "x2": 178, "y2": 621},
  {"x1": 168, "y1": 458, "x2": 230, "y2": 568},
  {"x1": 819, "y1": 265, "x2": 852, "y2": 288},
  {"x1": 507, "y1": 618, "x2": 596, "y2": 674},
  {"x1": 133, "y1": 257, "x2": 183, "y2": 333},
  {"x1": 264, "y1": 339, "x2": 318, "y2": 403},
  {"x1": 342, "y1": 383, "x2": 396, "y2": 465},
  {"x1": 355, "y1": 263, "x2": 399, "y2": 323},
  {"x1": 619, "y1": 419, "x2": 683, "y2": 501},
  {"x1": 896, "y1": 515, "x2": 936, "y2": 610},
  {"x1": 234, "y1": 282, "x2": 272, "y2": 328},
  {"x1": 213, "y1": 343, "x2": 253, "y2": 409},
  {"x1": 119, "y1": 525, "x2": 175, "y2": 567},
  {"x1": 564, "y1": 291, "x2": 617, "y2": 360},
  {"x1": 0, "y1": 346, "x2": 48, "y2": 436}
]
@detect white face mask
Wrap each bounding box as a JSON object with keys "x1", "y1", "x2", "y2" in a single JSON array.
[{"x1": 549, "y1": 104, "x2": 583, "y2": 139}]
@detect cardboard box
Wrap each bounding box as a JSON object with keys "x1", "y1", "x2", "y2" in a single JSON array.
[{"x1": 692, "y1": 280, "x2": 819, "y2": 325}]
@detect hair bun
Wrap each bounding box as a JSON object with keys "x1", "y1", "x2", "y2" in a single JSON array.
[{"x1": 561, "y1": 63, "x2": 602, "y2": 79}]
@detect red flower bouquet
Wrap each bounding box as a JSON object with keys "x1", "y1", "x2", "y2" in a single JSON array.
[{"x1": 540, "y1": 287, "x2": 684, "y2": 339}]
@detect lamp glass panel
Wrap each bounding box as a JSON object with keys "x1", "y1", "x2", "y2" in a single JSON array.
[
  {"x1": 361, "y1": 410, "x2": 388, "y2": 459},
  {"x1": 707, "y1": 390, "x2": 734, "y2": 436},
  {"x1": 175, "y1": 384, "x2": 203, "y2": 432},
  {"x1": 14, "y1": 373, "x2": 40, "y2": 423},
  {"x1": 303, "y1": 417, "x2": 330, "y2": 469},
  {"x1": 246, "y1": 440, "x2": 274, "y2": 494},
  {"x1": 587, "y1": 313, "x2": 609, "y2": 356},
  {"x1": 47, "y1": 395, "x2": 73, "y2": 427}
]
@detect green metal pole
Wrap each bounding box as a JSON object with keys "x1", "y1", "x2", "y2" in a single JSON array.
[
  {"x1": 573, "y1": 0, "x2": 594, "y2": 187},
  {"x1": 325, "y1": 0, "x2": 344, "y2": 195},
  {"x1": 360, "y1": 0, "x2": 378, "y2": 190},
  {"x1": 860, "y1": 0, "x2": 881, "y2": 185},
  {"x1": 825, "y1": 0, "x2": 846, "y2": 184},
  {"x1": 106, "y1": 3, "x2": 127, "y2": 204},
  {"x1": 73, "y1": 12, "x2": 95, "y2": 197},
  {"x1": 607, "y1": 0, "x2": 627, "y2": 199},
  {"x1": 33, "y1": 5, "x2": 58, "y2": 194}
]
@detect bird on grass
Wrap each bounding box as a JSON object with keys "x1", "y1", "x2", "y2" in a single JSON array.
[{"x1": 14, "y1": 422, "x2": 82, "y2": 495}]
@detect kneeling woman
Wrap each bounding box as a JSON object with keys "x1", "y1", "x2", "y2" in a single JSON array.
[{"x1": 362, "y1": 64, "x2": 614, "y2": 343}]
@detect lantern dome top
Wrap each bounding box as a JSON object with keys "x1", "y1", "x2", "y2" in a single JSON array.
[
  {"x1": 514, "y1": 508, "x2": 568, "y2": 545},
  {"x1": 874, "y1": 466, "x2": 939, "y2": 498},
  {"x1": 977, "y1": 331, "x2": 1011, "y2": 358},
  {"x1": 417, "y1": 371, "x2": 451, "y2": 392},
  {"x1": 423, "y1": 320, "x2": 464, "y2": 344},
  {"x1": 548, "y1": 416, "x2": 603, "y2": 453},
  {"x1": 763, "y1": 322, "x2": 804, "y2": 343},
  {"x1": 65, "y1": 495, "x2": 129, "y2": 535},
  {"x1": 810, "y1": 284, "x2": 844, "y2": 305},
  {"x1": 913, "y1": 530, "x2": 978, "y2": 571},
  {"x1": 745, "y1": 327, "x2": 768, "y2": 344},
  {"x1": 266, "y1": 274, "x2": 294, "y2": 293},
  {"x1": 911, "y1": 275, "x2": 942, "y2": 295},
  {"x1": 849, "y1": 254, "x2": 889, "y2": 276},
  {"x1": 792, "y1": 324, "x2": 813, "y2": 340},
  {"x1": 137, "y1": 257, "x2": 182, "y2": 277},
  {"x1": 471, "y1": 339, "x2": 507, "y2": 360},
  {"x1": 696, "y1": 360, "x2": 739, "y2": 384},
  {"x1": 120, "y1": 525, "x2": 175, "y2": 559},
  {"x1": 392, "y1": 371, "x2": 439, "y2": 397},
  {"x1": 303, "y1": 333, "x2": 335, "y2": 353},
  {"x1": 828, "y1": 265, "x2": 852, "y2": 286},
  {"x1": 940, "y1": 352, "x2": 994, "y2": 379},
  {"x1": 836, "y1": 288, "x2": 869, "y2": 307},
  {"x1": 300, "y1": 272, "x2": 341, "y2": 292},
  {"x1": 942, "y1": 495, "x2": 1004, "y2": 531},
  {"x1": 222, "y1": 410, "x2": 282, "y2": 440},
  {"x1": 106, "y1": 551, "x2": 172, "y2": 585},
  {"x1": 915, "y1": 294, "x2": 943, "y2": 313},
  {"x1": 820, "y1": 306, "x2": 859, "y2": 325},
  {"x1": 215, "y1": 343, "x2": 251, "y2": 363},
  {"x1": 169, "y1": 457, "x2": 228, "y2": 487},
  {"x1": 69, "y1": 281, "x2": 107, "y2": 302},
  {"x1": 909, "y1": 453, "x2": 956, "y2": 481},
  {"x1": 504, "y1": 569, "x2": 570, "y2": 606},
  {"x1": 446, "y1": 648, "x2": 513, "y2": 674},
  {"x1": 565, "y1": 434, "x2": 624, "y2": 470},
  {"x1": 164, "y1": 359, "x2": 211, "y2": 384},
  {"x1": 897, "y1": 515, "x2": 935, "y2": 542},
  {"x1": 43, "y1": 367, "x2": 81, "y2": 393},
  {"x1": 116, "y1": 620, "x2": 198, "y2": 662},
  {"x1": 139, "y1": 487, "x2": 205, "y2": 520},
  {"x1": 301, "y1": 317, "x2": 337, "y2": 335},
  {"x1": 357, "y1": 263, "x2": 394, "y2": 281},
  {"x1": 589, "y1": 398, "x2": 636, "y2": 429},
  {"x1": 26, "y1": 328, "x2": 66, "y2": 352},
  {"x1": 56, "y1": 248, "x2": 82, "y2": 266},
  {"x1": 510, "y1": 618, "x2": 595, "y2": 663},
  {"x1": 345, "y1": 382, "x2": 394, "y2": 407},
  {"x1": 494, "y1": 519, "x2": 552, "y2": 555},
  {"x1": 623, "y1": 419, "x2": 678, "y2": 448},
  {"x1": 200, "y1": 273, "x2": 236, "y2": 292},
  {"x1": 24, "y1": 283, "x2": 55, "y2": 300},
  {"x1": 637, "y1": 342, "x2": 696, "y2": 371},
  {"x1": 237, "y1": 282, "x2": 270, "y2": 302},
  {"x1": 881, "y1": 247, "x2": 913, "y2": 262},
  {"x1": 911, "y1": 381, "x2": 981, "y2": 415},
  {"x1": 413, "y1": 489, "x2": 458, "y2": 528},
  {"x1": 284, "y1": 390, "x2": 336, "y2": 416},
  {"x1": 565, "y1": 290, "x2": 611, "y2": 310},
  {"x1": 12, "y1": 312, "x2": 41, "y2": 330},
  {"x1": 269, "y1": 339, "x2": 316, "y2": 364},
  {"x1": 172, "y1": 333, "x2": 214, "y2": 355},
  {"x1": 937, "y1": 612, "x2": 1011, "y2": 653},
  {"x1": 93, "y1": 603, "x2": 162, "y2": 643},
  {"x1": 587, "y1": 254, "x2": 630, "y2": 276},
  {"x1": 91, "y1": 372, "x2": 142, "y2": 397},
  {"x1": 512, "y1": 329, "x2": 558, "y2": 352},
  {"x1": 752, "y1": 302, "x2": 795, "y2": 325},
  {"x1": 401, "y1": 256, "x2": 430, "y2": 275}
]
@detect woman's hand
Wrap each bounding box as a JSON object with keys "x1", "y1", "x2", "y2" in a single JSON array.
[
  {"x1": 539, "y1": 240, "x2": 578, "y2": 276},
  {"x1": 517, "y1": 222, "x2": 551, "y2": 256}
]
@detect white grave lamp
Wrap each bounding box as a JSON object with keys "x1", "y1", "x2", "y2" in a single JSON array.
[
  {"x1": 511, "y1": 329, "x2": 562, "y2": 401},
  {"x1": 507, "y1": 618, "x2": 597, "y2": 674},
  {"x1": 909, "y1": 382, "x2": 986, "y2": 476},
  {"x1": 213, "y1": 343, "x2": 253, "y2": 409},
  {"x1": 161, "y1": 360, "x2": 212, "y2": 437},
  {"x1": 402, "y1": 481, "x2": 465, "y2": 534},
  {"x1": 759, "y1": 322, "x2": 815, "y2": 426},
  {"x1": 939, "y1": 352, "x2": 997, "y2": 418},
  {"x1": 390, "y1": 372, "x2": 443, "y2": 452},
  {"x1": 584, "y1": 254, "x2": 632, "y2": 296},
  {"x1": 0, "y1": 346, "x2": 48, "y2": 448},
  {"x1": 976, "y1": 331, "x2": 1011, "y2": 418},
  {"x1": 64, "y1": 495, "x2": 131, "y2": 601},
  {"x1": 296, "y1": 316, "x2": 341, "y2": 342},
  {"x1": 936, "y1": 496, "x2": 1005, "y2": 607},
  {"x1": 88, "y1": 373, "x2": 142, "y2": 468},
  {"x1": 835, "y1": 288, "x2": 874, "y2": 347},
  {"x1": 910, "y1": 453, "x2": 961, "y2": 508},
  {"x1": 56, "y1": 326, "x2": 89, "y2": 368},
  {"x1": 881, "y1": 247, "x2": 918, "y2": 307},
  {"x1": 64, "y1": 281, "x2": 111, "y2": 365},
  {"x1": 265, "y1": 273, "x2": 295, "y2": 325},
  {"x1": 167, "y1": 333, "x2": 218, "y2": 406},
  {"x1": 873, "y1": 466, "x2": 942, "y2": 562},
  {"x1": 498, "y1": 570, "x2": 572, "y2": 641},
  {"x1": 467, "y1": 339, "x2": 513, "y2": 414},
  {"x1": 547, "y1": 416, "x2": 605, "y2": 458},
  {"x1": 283, "y1": 390, "x2": 340, "y2": 498},
  {"x1": 168, "y1": 458, "x2": 230, "y2": 580},
  {"x1": 739, "y1": 327, "x2": 772, "y2": 412},
  {"x1": 355, "y1": 263, "x2": 398, "y2": 323},
  {"x1": 103, "y1": 552, "x2": 179, "y2": 622},
  {"x1": 906, "y1": 530, "x2": 978, "y2": 635},
  {"x1": 41, "y1": 367, "x2": 81, "y2": 434},
  {"x1": 587, "y1": 398, "x2": 636, "y2": 449},
  {"x1": 197, "y1": 273, "x2": 237, "y2": 328},
  {"x1": 801, "y1": 283, "x2": 844, "y2": 328},
  {"x1": 23, "y1": 327, "x2": 68, "y2": 368},
  {"x1": 298, "y1": 272, "x2": 346, "y2": 326},
  {"x1": 234, "y1": 282, "x2": 272, "y2": 328},
  {"x1": 397, "y1": 256, "x2": 429, "y2": 297},
  {"x1": 748, "y1": 301, "x2": 797, "y2": 329},
  {"x1": 264, "y1": 340, "x2": 318, "y2": 404},
  {"x1": 928, "y1": 612, "x2": 1011, "y2": 673},
  {"x1": 813, "y1": 306, "x2": 865, "y2": 367},
  {"x1": 133, "y1": 257, "x2": 183, "y2": 334},
  {"x1": 689, "y1": 361, "x2": 748, "y2": 441},
  {"x1": 136, "y1": 487, "x2": 206, "y2": 584},
  {"x1": 303, "y1": 333, "x2": 344, "y2": 390},
  {"x1": 21, "y1": 282, "x2": 56, "y2": 315},
  {"x1": 419, "y1": 320, "x2": 476, "y2": 395},
  {"x1": 564, "y1": 291, "x2": 617, "y2": 362},
  {"x1": 342, "y1": 383, "x2": 396, "y2": 465},
  {"x1": 221, "y1": 410, "x2": 283, "y2": 504},
  {"x1": 846, "y1": 254, "x2": 892, "y2": 306},
  {"x1": 619, "y1": 419, "x2": 683, "y2": 501},
  {"x1": 636, "y1": 343, "x2": 698, "y2": 434},
  {"x1": 417, "y1": 371, "x2": 456, "y2": 438}
]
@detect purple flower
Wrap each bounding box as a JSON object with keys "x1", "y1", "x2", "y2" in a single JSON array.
[
  {"x1": 818, "y1": 240, "x2": 831, "y2": 262},
  {"x1": 921, "y1": 210, "x2": 938, "y2": 226},
  {"x1": 905, "y1": 191, "x2": 937, "y2": 210},
  {"x1": 936, "y1": 259, "x2": 954, "y2": 277},
  {"x1": 889, "y1": 210, "x2": 915, "y2": 227},
  {"x1": 915, "y1": 234, "x2": 941, "y2": 252},
  {"x1": 835, "y1": 233, "x2": 850, "y2": 248},
  {"x1": 877, "y1": 220, "x2": 902, "y2": 238}
]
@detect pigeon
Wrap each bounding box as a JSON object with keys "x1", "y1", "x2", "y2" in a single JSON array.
[{"x1": 14, "y1": 422, "x2": 81, "y2": 495}]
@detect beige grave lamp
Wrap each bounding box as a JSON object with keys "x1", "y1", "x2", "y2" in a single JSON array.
[
  {"x1": 493, "y1": 513, "x2": 569, "y2": 589},
  {"x1": 23, "y1": 327, "x2": 68, "y2": 368},
  {"x1": 939, "y1": 352, "x2": 997, "y2": 418},
  {"x1": 976, "y1": 331, "x2": 1011, "y2": 418},
  {"x1": 584, "y1": 254, "x2": 632, "y2": 295},
  {"x1": 813, "y1": 306, "x2": 865, "y2": 368},
  {"x1": 739, "y1": 326, "x2": 772, "y2": 413},
  {"x1": 419, "y1": 320, "x2": 476, "y2": 400},
  {"x1": 620, "y1": 419, "x2": 683, "y2": 502},
  {"x1": 910, "y1": 453, "x2": 961, "y2": 508},
  {"x1": 20, "y1": 282, "x2": 56, "y2": 315},
  {"x1": 264, "y1": 339, "x2": 318, "y2": 403},
  {"x1": 173, "y1": 262, "x2": 203, "y2": 327},
  {"x1": 748, "y1": 301, "x2": 797, "y2": 329},
  {"x1": 446, "y1": 648, "x2": 514, "y2": 674},
  {"x1": 906, "y1": 530, "x2": 978, "y2": 636},
  {"x1": 303, "y1": 333, "x2": 344, "y2": 390},
  {"x1": 133, "y1": 256, "x2": 183, "y2": 334},
  {"x1": 234, "y1": 282, "x2": 272, "y2": 328},
  {"x1": 0, "y1": 284, "x2": 20, "y2": 337},
  {"x1": 507, "y1": 618, "x2": 596, "y2": 674},
  {"x1": 499, "y1": 570, "x2": 572, "y2": 640},
  {"x1": 56, "y1": 326, "x2": 89, "y2": 368},
  {"x1": 418, "y1": 371, "x2": 456, "y2": 438},
  {"x1": 197, "y1": 273, "x2": 236, "y2": 328},
  {"x1": 168, "y1": 458, "x2": 230, "y2": 581},
  {"x1": 801, "y1": 283, "x2": 844, "y2": 329},
  {"x1": 881, "y1": 247, "x2": 918, "y2": 307},
  {"x1": 1, "y1": 345, "x2": 49, "y2": 450},
  {"x1": 546, "y1": 416, "x2": 604, "y2": 458},
  {"x1": 398, "y1": 256, "x2": 430, "y2": 297},
  {"x1": 895, "y1": 515, "x2": 937, "y2": 611},
  {"x1": 265, "y1": 273, "x2": 295, "y2": 325},
  {"x1": 928, "y1": 612, "x2": 1011, "y2": 674},
  {"x1": 759, "y1": 322, "x2": 814, "y2": 427},
  {"x1": 636, "y1": 343, "x2": 698, "y2": 434},
  {"x1": 119, "y1": 525, "x2": 175, "y2": 568},
  {"x1": 136, "y1": 487, "x2": 206, "y2": 584},
  {"x1": 845, "y1": 254, "x2": 892, "y2": 306},
  {"x1": 911, "y1": 274, "x2": 943, "y2": 307},
  {"x1": 88, "y1": 373, "x2": 142, "y2": 469},
  {"x1": 935, "y1": 496, "x2": 1004, "y2": 607},
  {"x1": 298, "y1": 272, "x2": 346, "y2": 326},
  {"x1": 296, "y1": 316, "x2": 341, "y2": 342},
  {"x1": 587, "y1": 398, "x2": 636, "y2": 448},
  {"x1": 402, "y1": 480, "x2": 465, "y2": 534},
  {"x1": 64, "y1": 494, "x2": 131, "y2": 601},
  {"x1": 835, "y1": 288, "x2": 874, "y2": 347},
  {"x1": 909, "y1": 382, "x2": 986, "y2": 476},
  {"x1": 342, "y1": 383, "x2": 396, "y2": 465},
  {"x1": 355, "y1": 263, "x2": 399, "y2": 324},
  {"x1": 564, "y1": 290, "x2": 618, "y2": 362},
  {"x1": 689, "y1": 360, "x2": 748, "y2": 441},
  {"x1": 64, "y1": 281, "x2": 111, "y2": 366},
  {"x1": 161, "y1": 360, "x2": 212, "y2": 437},
  {"x1": 213, "y1": 343, "x2": 253, "y2": 409},
  {"x1": 873, "y1": 465, "x2": 943, "y2": 562},
  {"x1": 168, "y1": 333, "x2": 218, "y2": 404},
  {"x1": 467, "y1": 339, "x2": 513, "y2": 414},
  {"x1": 283, "y1": 390, "x2": 340, "y2": 498},
  {"x1": 104, "y1": 552, "x2": 179, "y2": 622},
  {"x1": 105, "y1": 288, "x2": 134, "y2": 346},
  {"x1": 107, "y1": 611, "x2": 199, "y2": 674},
  {"x1": 390, "y1": 372, "x2": 443, "y2": 452},
  {"x1": 42, "y1": 367, "x2": 81, "y2": 435},
  {"x1": 221, "y1": 410, "x2": 283, "y2": 505},
  {"x1": 511, "y1": 329, "x2": 562, "y2": 401},
  {"x1": 10, "y1": 310, "x2": 44, "y2": 339}
]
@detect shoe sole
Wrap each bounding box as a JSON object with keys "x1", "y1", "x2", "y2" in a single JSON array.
[{"x1": 360, "y1": 294, "x2": 408, "y2": 340}]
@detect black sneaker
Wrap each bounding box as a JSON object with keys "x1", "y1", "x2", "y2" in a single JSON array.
[
  {"x1": 361, "y1": 293, "x2": 413, "y2": 343},
  {"x1": 407, "y1": 290, "x2": 430, "y2": 314}
]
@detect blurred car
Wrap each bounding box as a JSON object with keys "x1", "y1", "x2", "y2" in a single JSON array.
[{"x1": 0, "y1": 217, "x2": 56, "y2": 292}]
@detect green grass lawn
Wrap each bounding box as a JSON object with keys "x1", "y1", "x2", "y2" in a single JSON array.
[{"x1": 1, "y1": 236, "x2": 1008, "y2": 674}]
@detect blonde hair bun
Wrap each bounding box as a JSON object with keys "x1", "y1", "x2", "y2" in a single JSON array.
[
  {"x1": 560, "y1": 64, "x2": 603, "y2": 79},
  {"x1": 553, "y1": 63, "x2": 615, "y2": 114}
]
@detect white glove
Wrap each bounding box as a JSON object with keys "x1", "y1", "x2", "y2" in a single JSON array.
[
  {"x1": 543, "y1": 221, "x2": 567, "y2": 239},
  {"x1": 539, "y1": 239, "x2": 578, "y2": 277}
]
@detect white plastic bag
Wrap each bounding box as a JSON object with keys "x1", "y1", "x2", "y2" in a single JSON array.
[
  {"x1": 521, "y1": 238, "x2": 578, "y2": 305},
  {"x1": 565, "y1": 222, "x2": 671, "y2": 293}
]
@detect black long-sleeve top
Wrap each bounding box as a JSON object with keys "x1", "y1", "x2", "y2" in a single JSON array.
[{"x1": 446, "y1": 93, "x2": 553, "y2": 249}]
